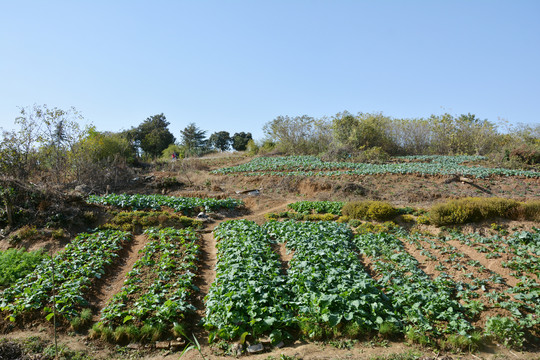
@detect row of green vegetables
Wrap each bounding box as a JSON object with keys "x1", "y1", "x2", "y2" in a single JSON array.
[
  {"x1": 0, "y1": 230, "x2": 131, "y2": 321},
  {"x1": 204, "y1": 220, "x2": 478, "y2": 344},
  {"x1": 99, "y1": 228, "x2": 199, "y2": 331},
  {"x1": 442, "y1": 230, "x2": 540, "y2": 330},
  {"x1": 204, "y1": 220, "x2": 293, "y2": 343},
  {"x1": 263, "y1": 221, "x2": 397, "y2": 335},
  {"x1": 215, "y1": 155, "x2": 485, "y2": 174},
  {"x1": 87, "y1": 193, "x2": 243, "y2": 213},
  {"x1": 354, "y1": 231, "x2": 473, "y2": 336},
  {"x1": 394, "y1": 229, "x2": 539, "y2": 348},
  {"x1": 212, "y1": 156, "x2": 538, "y2": 178}
]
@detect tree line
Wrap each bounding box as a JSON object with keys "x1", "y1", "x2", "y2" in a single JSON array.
[
  {"x1": 0, "y1": 105, "x2": 252, "y2": 188},
  {"x1": 261, "y1": 111, "x2": 540, "y2": 164},
  {"x1": 124, "y1": 114, "x2": 253, "y2": 159},
  {"x1": 0, "y1": 105, "x2": 538, "y2": 190}
]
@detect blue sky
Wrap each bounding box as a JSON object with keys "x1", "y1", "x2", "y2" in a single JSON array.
[{"x1": 1, "y1": 0, "x2": 538, "y2": 140}]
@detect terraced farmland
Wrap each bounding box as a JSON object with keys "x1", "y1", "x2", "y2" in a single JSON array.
[
  {"x1": 1, "y1": 160, "x2": 539, "y2": 359},
  {"x1": 212, "y1": 155, "x2": 540, "y2": 178}
]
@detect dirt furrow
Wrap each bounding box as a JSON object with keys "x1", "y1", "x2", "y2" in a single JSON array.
[
  {"x1": 446, "y1": 239, "x2": 518, "y2": 287},
  {"x1": 191, "y1": 220, "x2": 225, "y2": 335}
]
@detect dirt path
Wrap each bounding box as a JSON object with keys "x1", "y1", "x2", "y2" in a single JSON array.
[
  {"x1": 447, "y1": 239, "x2": 519, "y2": 287},
  {"x1": 190, "y1": 220, "x2": 225, "y2": 340},
  {"x1": 90, "y1": 234, "x2": 148, "y2": 317},
  {"x1": 194, "y1": 225, "x2": 221, "y2": 310},
  {"x1": 242, "y1": 200, "x2": 290, "y2": 224}
]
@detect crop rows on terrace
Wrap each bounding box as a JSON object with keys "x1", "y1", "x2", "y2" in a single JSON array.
[
  {"x1": 203, "y1": 220, "x2": 294, "y2": 343},
  {"x1": 212, "y1": 155, "x2": 539, "y2": 178},
  {"x1": 443, "y1": 230, "x2": 539, "y2": 329},
  {"x1": 203, "y1": 220, "x2": 474, "y2": 343},
  {"x1": 287, "y1": 201, "x2": 345, "y2": 215},
  {"x1": 95, "y1": 228, "x2": 199, "y2": 342},
  {"x1": 87, "y1": 193, "x2": 243, "y2": 213},
  {"x1": 0, "y1": 230, "x2": 131, "y2": 322},
  {"x1": 263, "y1": 221, "x2": 397, "y2": 337},
  {"x1": 354, "y1": 232, "x2": 472, "y2": 336},
  {"x1": 393, "y1": 229, "x2": 540, "y2": 348},
  {"x1": 203, "y1": 219, "x2": 539, "y2": 349}
]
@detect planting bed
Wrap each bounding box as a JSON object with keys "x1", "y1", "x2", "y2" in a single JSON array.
[
  {"x1": 87, "y1": 193, "x2": 243, "y2": 214},
  {"x1": 213, "y1": 155, "x2": 540, "y2": 178},
  {"x1": 202, "y1": 218, "x2": 539, "y2": 350},
  {"x1": 0, "y1": 230, "x2": 132, "y2": 322},
  {"x1": 94, "y1": 227, "x2": 200, "y2": 342}
]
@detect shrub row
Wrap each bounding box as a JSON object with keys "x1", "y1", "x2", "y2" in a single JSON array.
[
  {"x1": 428, "y1": 198, "x2": 540, "y2": 225},
  {"x1": 342, "y1": 201, "x2": 398, "y2": 221},
  {"x1": 101, "y1": 211, "x2": 202, "y2": 233}
]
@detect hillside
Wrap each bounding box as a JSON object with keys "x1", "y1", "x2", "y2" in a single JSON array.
[{"x1": 0, "y1": 154, "x2": 539, "y2": 360}]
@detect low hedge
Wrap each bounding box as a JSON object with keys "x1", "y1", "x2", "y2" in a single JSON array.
[
  {"x1": 428, "y1": 197, "x2": 540, "y2": 225},
  {"x1": 341, "y1": 201, "x2": 398, "y2": 221}
]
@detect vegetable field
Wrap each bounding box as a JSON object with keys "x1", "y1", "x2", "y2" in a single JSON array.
[
  {"x1": 1, "y1": 170, "x2": 539, "y2": 358},
  {"x1": 203, "y1": 219, "x2": 539, "y2": 349},
  {"x1": 87, "y1": 193, "x2": 243, "y2": 213},
  {"x1": 0, "y1": 230, "x2": 132, "y2": 322},
  {"x1": 212, "y1": 155, "x2": 540, "y2": 178},
  {"x1": 95, "y1": 228, "x2": 200, "y2": 342}
]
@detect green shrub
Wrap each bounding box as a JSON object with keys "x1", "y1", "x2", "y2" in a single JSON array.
[
  {"x1": 355, "y1": 221, "x2": 398, "y2": 235},
  {"x1": 484, "y1": 316, "x2": 524, "y2": 349},
  {"x1": 354, "y1": 146, "x2": 390, "y2": 163},
  {"x1": 0, "y1": 249, "x2": 46, "y2": 289},
  {"x1": 103, "y1": 211, "x2": 202, "y2": 231},
  {"x1": 405, "y1": 327, "x2": 431, "y2": 347},
  {"x1": 336, "y1": 215, "x2": 350, "y2": 223},
  {"x1": 83, "y1": 211, "x2": 97, "y2": 223},
  {"x1": 264, "y1": 213, "x2": 280, "y2": 221},
  {"x1": 378, "y1": 322, "x2": 399, "y2": 339},
  {"x1": 17, "y1": 225, "x2": 38, "y2": 240},
  {"x1": 70, "y1": 308, "x2": 93, "y2": 332},
  {"x1": 428, "y1": 197, "x2": 527, "y2": 225},
  {"x1": 306, "y1": 213, "x2": 337, "y2": 221},
  {"x1": 366, "y1": 202, "x2": 398, "y2": 221},
  {"x1": 416, "y1": 214, "x2": 430, "y2": 225},
  {"x1": 51, "y1": 228, "x2": 64, "y2": 239},
  {"x1": 139, "y1": 324, "x2": 158, "y2": 343},
  {"x1": 286, "y1": 212, "x2": 305, "y2": 221},
  {"x1": 113, "y1": 326, "x2": 131, "y2": 345},
  {"x1": 246, "y1": 139, "x2": 259, "y2": 155},
  {"x1": 98, "y1": 325, "x2": 114, "y2": 343},
  {"x1": 442, "y1": 332, "x2": 481, "y2": 352},
  {"x1": 342, "y1": 201, "x2": 398, "y2": 221},
  {"x1": 298, "y1": 321, "x2": 327, "y2": 340},
  {"x1": 396, "y1": 214, "x2": 416, "y2": 223},
  {"x1": 342, "y1": 322, "x2": 369, "y2": 339},
  {"x1": 520, "y1": 200, "x2": 540, "y2": 221}
]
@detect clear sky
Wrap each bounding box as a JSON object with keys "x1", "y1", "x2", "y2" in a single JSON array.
[{"x1": 1, "y1": 0, "x2": 538, "y2": 140}]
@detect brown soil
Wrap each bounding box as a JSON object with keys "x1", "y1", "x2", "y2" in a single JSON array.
[
  {"x1": 446, "y1": 239, "x2": 519, "y2": 288},
  {"x1": 191, "y1": 221, "x2": 222, "y2": 330},
  {"x1": 90, "y1": 234, "x2": 149, "y2": 318}
]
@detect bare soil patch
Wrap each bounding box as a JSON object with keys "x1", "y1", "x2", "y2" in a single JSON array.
[
  {"x1": 89, "y1": 234, "x2": 149, "y2": 318},
  {"x1": 447, "y1": 239, "x2": 519, "y2": 287}
]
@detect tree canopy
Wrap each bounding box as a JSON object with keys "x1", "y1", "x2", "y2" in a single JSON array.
[
  {"x1": 231, "y1": 132, "x2": 253, "y2": 151},
  {"x1": 180, "y1": 123, "x2": 207, "y2": 157},
  {"x1": 133, "y1": 114, "x2": 175, "y2": 158},
  {"x1": 209, "y1": 131, "x2": 231, "y2": 151}
]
